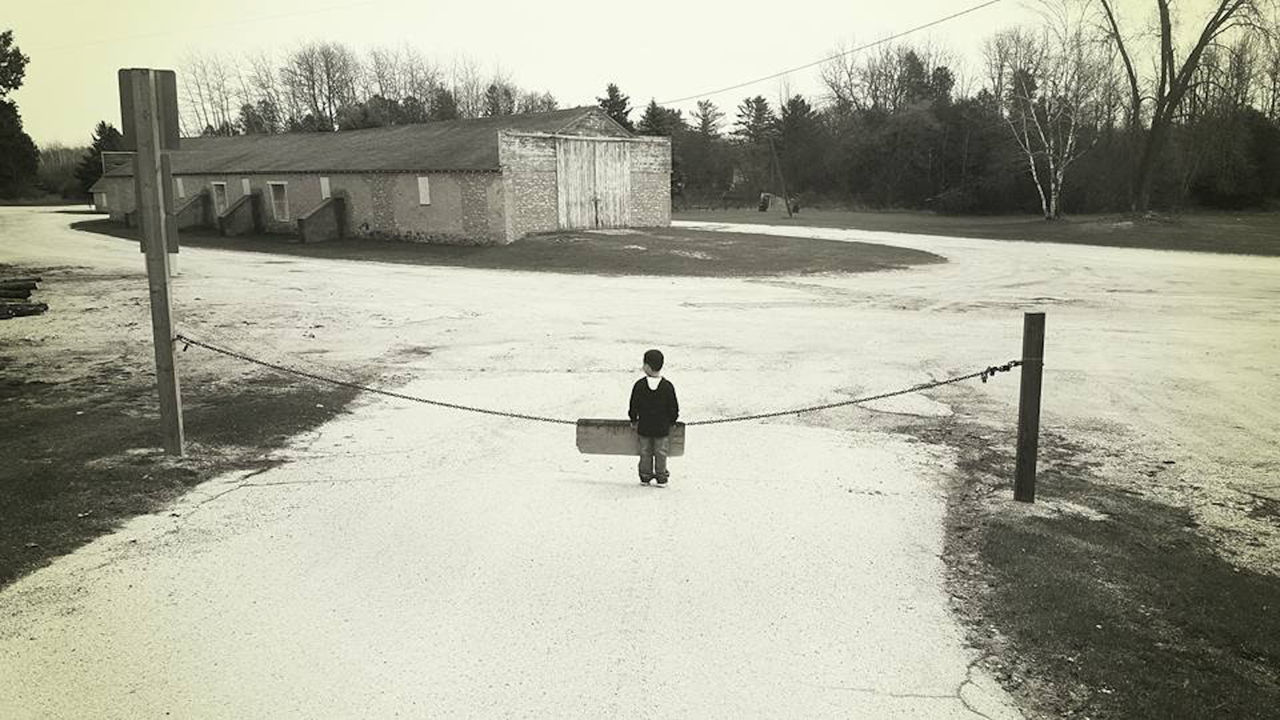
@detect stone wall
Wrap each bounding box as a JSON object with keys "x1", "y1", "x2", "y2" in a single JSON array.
[
  {"x1": 346, "y1": 172, "x2": 503, "y2": 244},
  {"x1": 101, "y1": 171, "x2": 505, "y2": 244},
  {"x1": 630, "y1": 138, "x2": 672, "y2": 228},
  {"x1": 499, "y1": 132, "x2": 672, "y2": 238},
  {"x1": 499, "y1": 133, "x2": 559, "y2": 241}
]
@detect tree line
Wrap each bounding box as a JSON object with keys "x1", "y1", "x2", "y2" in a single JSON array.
[
  {"x1": 617, "y1": 0, "x2": 1280, "y2": 216},
  {"x1": 179, "y1": 43, "x2": 558, "y2": 136},
  {"x1": 4, "y1": 0, "x2": 1279, "y2": 217}
]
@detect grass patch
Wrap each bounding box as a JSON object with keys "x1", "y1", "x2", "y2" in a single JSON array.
[
  {"x1": 1, "y1": 371, "x2": 358, "y2": 589},
  {"x1": 71, "y1": 219, "x2": 943, "y2": 277},
  {"x1": 676, "y1": 208, "x2": 1280, "y2": 257},
  {"x1": 928, "y1": 419, "x2": 1280, "y2": 719}
]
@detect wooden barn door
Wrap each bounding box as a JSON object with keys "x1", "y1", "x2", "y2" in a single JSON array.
[
  {"x1": 593, "y1": 141, "x2": 631, "y2": 228},
  {"x1": 556, "y1": 138, "x2": 631, "y2": 230}
]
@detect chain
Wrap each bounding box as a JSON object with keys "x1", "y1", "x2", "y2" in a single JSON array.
[
  {"x1": 684, "y1": 360, "x2": 1021, "y2": 426},
  {"x1": 175, "y1": 333, "x2": 578, "y2": 425},
  {"x1": 175, "y1": 333, "x2": 1021, "y2": 428}
]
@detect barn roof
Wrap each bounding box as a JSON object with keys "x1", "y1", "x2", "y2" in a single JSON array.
[{"x1": 98, "y1": 107, "x2": 631, "y2": 180}]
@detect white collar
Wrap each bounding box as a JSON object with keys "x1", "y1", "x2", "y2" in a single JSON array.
[{"x1": 645, "y1": 375, "x2": 662, "y2": 389}]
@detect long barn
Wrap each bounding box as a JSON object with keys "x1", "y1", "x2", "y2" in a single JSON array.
[{"x1": 90, "y1": 107, "x2": 671, "y2": 244}]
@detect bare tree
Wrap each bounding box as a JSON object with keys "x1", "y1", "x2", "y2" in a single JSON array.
[
  {"x1": 1099, "y1": 0, "x2": 1264, "y2": 211},
  {"x1": 450, "y1": 55, "x2": 486, "y2": 119},
  {"x1": 987, "y1": 1, "x2": 1112, "y2": 219},
  {"x1": 281, "y1": 41, "x2": 362, "y2": 131},
  {"x1": 822, "y1": 41, "x2": 956, "y2": 114},
  {"x1": 516, "y1": 90, "x2": 558, "y2": 114},
  {"x1": 1261, "y1": 11, "x2": 1280, "y2": 119},
  {"x1": 819, "y1": 41, "x2": 863, "y2": 112},
  {"x1": 400, "y1": 45, "x2": 441, "y2": 106},
  {"x1": 180, "y1": 51, "x2": 240, "y2": 135}
]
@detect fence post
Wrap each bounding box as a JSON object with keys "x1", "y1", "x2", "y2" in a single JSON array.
[
  {"x1": 120, "y1": 68, "x2": 185, "y2": 456},
  {"x1": 1014, "y1": 312, "x2": 1045, "y2": 502}
]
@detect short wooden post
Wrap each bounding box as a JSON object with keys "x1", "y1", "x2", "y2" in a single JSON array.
[
  {"x1": 1014, "y1": 312, "x2": 1045, "y2": 502},
  {"x1": 120, "y1": 68, "x2": 184, "y2": 455}
]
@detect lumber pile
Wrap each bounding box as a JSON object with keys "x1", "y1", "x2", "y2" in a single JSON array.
[{"x1": 0, "y1": 276, "x2": 47, "y2": 319}]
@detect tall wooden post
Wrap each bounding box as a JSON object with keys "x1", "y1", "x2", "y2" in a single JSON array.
[
  {"x1": 120, "y1": 69, "x2": 184, "y2": 455},
  {"x1": 1014, "y1": 312, "x2": 1045, "y2": 502},
  {"x1": 767, "y1": 138, "x2": 793, "y2": 219}
]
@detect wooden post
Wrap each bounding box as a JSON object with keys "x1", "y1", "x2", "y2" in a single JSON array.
[
  {"x1": 767, "y1": 138, "x2": 793, "y2": 219},
  {"x1": 1014, "y1": 312, "x2": 1045, "y2": 502},
  {"x1": 120, "y1": 68, "x2": 184, "y2": 455}
]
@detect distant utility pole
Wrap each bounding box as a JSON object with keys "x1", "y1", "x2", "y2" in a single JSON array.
[
  {"x1": 767, "y1": 138, "x2": 793, "y2": 219},
  {"x1": 119, "y1": 68, "x2": 184, "y2": 455}
]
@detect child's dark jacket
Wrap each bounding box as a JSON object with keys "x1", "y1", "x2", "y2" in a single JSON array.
[{"x1": 629, "y1": 378, "x2": 679, "y2": 438}]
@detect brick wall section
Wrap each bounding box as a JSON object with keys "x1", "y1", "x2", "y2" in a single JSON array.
[
  {"x1": 630, "y1": 138, "x2": 672, "y2": 227},
  {"x1": 499, "y1": 133, "x2": 559, "y2": 241}
]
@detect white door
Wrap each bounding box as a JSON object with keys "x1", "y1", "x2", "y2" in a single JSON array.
[
  {"x1": 593, "y1": 141, "x2": 631, "y2": 228},
  {"x1": 556, "y1": 139, "x2": 632, "y2": 230}
]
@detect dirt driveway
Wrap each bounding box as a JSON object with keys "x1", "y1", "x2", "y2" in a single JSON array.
[{"x1": 3, "y1": 206, "x2": 1276, "y2": 717}]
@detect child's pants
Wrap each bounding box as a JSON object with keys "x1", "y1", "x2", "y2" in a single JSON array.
[{"x1": 638, "y1": 435, "x2": 670, "y2": 481}]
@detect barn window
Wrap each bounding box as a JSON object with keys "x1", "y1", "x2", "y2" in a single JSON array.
[
  {"x1": 268, "y1": 182, "x2": 289, "y2": 221},
  {"x1": 211, "y1": 182, "x2": 228, "y2": 213},
  {"x1": 240, "y1": 178, "x2": 251, "y2": 196},
  {"x1": 417, "y1": 176, "x2": 431, "y2": 205},
  {"x1": 175, "y1": 178, "x2": 185, "y2": 198},
  {"x1": 320, "y1": 176, "x2": 331, "y2": 200}
]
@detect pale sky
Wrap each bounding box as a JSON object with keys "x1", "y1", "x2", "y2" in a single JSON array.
[{"x1": 11, "y1": 0, "x2": 1060, "y2": 146}]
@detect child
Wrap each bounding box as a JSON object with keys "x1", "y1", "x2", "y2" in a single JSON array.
[{"x1": 629, "y1": 349, "x2": 679, "y2": 486}]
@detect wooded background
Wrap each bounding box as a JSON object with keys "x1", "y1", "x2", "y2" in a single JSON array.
[{"x1": 6, "y1": 1, "x2": 1280, "y2": 216}]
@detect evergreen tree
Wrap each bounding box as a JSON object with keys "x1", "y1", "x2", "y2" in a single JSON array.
[
  {"x1": 73, "y1": 121, "x2": 123, "y2": 197},
  {"x1": 483, "y1": 83, "x2": 516, "y2": 117},
  {"x1": 733, "y1": 96, "x2": 777, "y2": 144},
  {"x1": 0, "y1": 30, "x2": 28, "y2": 97},
  {"x1": 637, "y1": 100, "x2": 685, "y2": 136},
  {"x1": 401, "y1": 96, "x2": 429, "y2": 123},
  {"x1": 430, "y1": 87, "x2": 460, "y2": 121},
  {"x1": 596, "y1": 83, "x2": 634, "y2": 131},
  {"x1": 0, "y1": 101, "x2": 37, "y2": 197},
  {"x1": 239, "y1": 100, "x2": 281, "y2": 134},
  {"x1": 693, "y1": 100, "x2": 724, "y2": 138},
  {"x1": 0, "y1": 30, "x2": 36, "y2": 198}
]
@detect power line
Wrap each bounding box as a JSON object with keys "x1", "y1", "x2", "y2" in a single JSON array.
[{"x1": 656, "y1": 0, "x2": 1005, "y2": 106}]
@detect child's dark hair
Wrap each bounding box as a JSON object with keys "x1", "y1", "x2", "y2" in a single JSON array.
[{"x1": 643, "y1": 349, "x2": 664, "y2": 372}]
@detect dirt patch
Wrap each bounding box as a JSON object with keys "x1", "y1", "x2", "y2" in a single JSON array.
[
  {"x1": 0, "y1": 263, "x2": 364, "y2": 590},
  {"x1": 71, "y1": 219, "x2": 944, "y2": 278},
  {"x1": 903, "y1": 408, "x2": 1280, "y2": 719}
]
